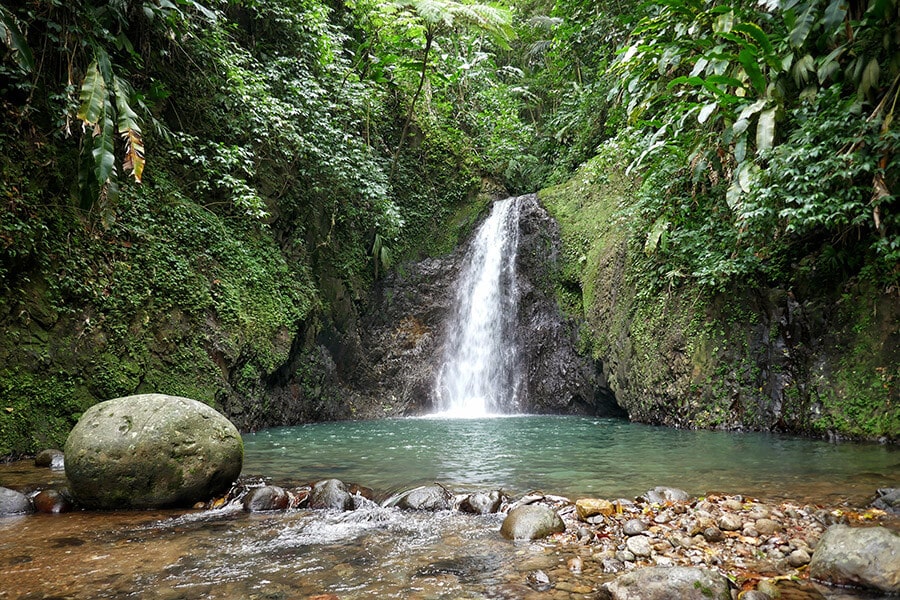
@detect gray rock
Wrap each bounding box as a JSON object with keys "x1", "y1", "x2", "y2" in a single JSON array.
[
  {"x1": 625, "y1": 535, "x2": 652, "y2": 557},
  {"x1": 459, "y1": 491, "x2": 503, "y2": 514},
  {"x1": 0, "y1": 487, "x2": 32, "y2": 516},
  {"x1": 605, "y1": 566, "x2": 732, "y2": 600},
  {"x1": 703, "y1": 526, "x2": 725, "y2": 543},
  {"x1": 309, "y1": 479, "x2": 353, "y2": 510},
  {"x1": 34, "y1": 449, "x2": 65, "y2": 470},
  {"x1": 872, "y1": 488, "x2": 900, "y2": 514},
  {"x1": 738, "y1": 591, "x2": 772, "y2": 600},
  {"x1": 623, "y1": 518, "x2": 648, "y2": 536},
  {"x1": 500, "y1": 505, "x2": 565, "y2": 540},
  {"x1": 754, "y1": 518, "x2": 782, "y2": 535},
  {"x1": 64, "y1": 394, "x2": 243, "y2": 509},
  {"x1": 243, "y1": 486, "x2": 290, "y2": 512},
  {"x1": 788, "y1": 548, "x2": 811, "y2": 567},
  {"x1": 643, "y1": 487, "x2": 690, "y2": 504},
  {"x1": 393, "y1": 485, "x2": 452, "y2": 511},
  {"x1": 809, "y1": 524, "x2": 900, "y2": 593},
  {"x1": 717, "y1": 513, "x2": 743, "y2": 531}
]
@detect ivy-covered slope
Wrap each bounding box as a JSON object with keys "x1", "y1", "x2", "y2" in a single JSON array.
[{"x1": 541, "y1": 144, "x2": 899, "y2": 441}]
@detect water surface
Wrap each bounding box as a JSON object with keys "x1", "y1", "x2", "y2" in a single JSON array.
[{"x1": 243, "y1": 416, "x2": 899, "y2": 504}]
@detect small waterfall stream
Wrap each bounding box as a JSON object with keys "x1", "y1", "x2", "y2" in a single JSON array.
[{"x1": 434, "y1": 196, "x2": 523, "y2": 416}]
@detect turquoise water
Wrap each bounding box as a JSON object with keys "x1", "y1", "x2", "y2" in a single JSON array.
[{"x1": 243, "y1": 416, "x2": 899, "y2": 503}]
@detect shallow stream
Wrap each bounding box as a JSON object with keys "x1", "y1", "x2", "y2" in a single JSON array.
[{"x1": 1, "y1": 416, "x2": 897, "y2": 599}]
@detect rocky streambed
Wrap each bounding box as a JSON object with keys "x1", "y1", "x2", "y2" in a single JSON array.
[{"x1": 2, "y1": 455, "x2": 898, "y2": 600}]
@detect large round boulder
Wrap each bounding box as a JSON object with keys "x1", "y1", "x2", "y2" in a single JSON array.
[
  {"x1": 809, "y1": 524, "x2": 900, "y2": 593},
  {"x1": 64, "y1": 394, "x2": 243, "y2": 509},
  {"x1": 605, "y1": 566, "x2": 732, "y2": 600},
  {"x1": 309, "y1": 479, "x2": 353, "y2": 511},
  {"x1": 500, "y1": 505, "x2": 565, "y2": 540},
  {"x1": 392, "y1": 485, "x2": 453, "y2": 511}
]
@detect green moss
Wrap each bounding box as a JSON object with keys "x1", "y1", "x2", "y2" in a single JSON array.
[{"x1": 0, "y1": 369, "x2": 94, "y2": 457}]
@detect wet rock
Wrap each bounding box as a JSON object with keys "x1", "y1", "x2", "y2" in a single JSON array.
[
  {"x1": 34, "y1": 449, "x2": 65, "y2": 470},
  {"x1": 808, "y1": 524, "x2": 900, "y2": 593},
  {"x1": 872, "y1": 488, "x2": 900, "y2": 514},
  {"x1": 642, "y1": 487, "x2": 690, "y2": 504},
  {"x1": 0, "y1": 487, "x2": 32, "y2": 516},
  {"x1": 605, "y1": 566, "x2": 731, "y2": 599},
  {"x1": 526, "y1": 569, "x2": 551, "y2": 591},
  {"x1": 567, "y1": 556, "x2": 583, "y2": 573},
  {"x1": 392, "y1": 485, "x2": 452, "y2": 511},
  {"x1": 500, "y1": 505, "x2": 565, "y2": 540},
  {"x1": 623, "y1": 519, "x2": 647, "y2": 536},
  {"x1": 738, "y1": 590, "x2": 772, "y2": 600},
  {"x1": 348, "y1": 483, "x2": 375, "y2": 500},
  {"x1": 64, "y1": 394, "x2": 243, "y2": 509},
  {"x1": 309, "y1": 479, "x2": 353, "y2": 511},
  {"x1": 625, "y1": 535, "x2": 652, "y2": 557},
  {"x1": 459, "y1": 491, "x2": 503, "y2": 515},
  {"x1": 32, "y1": 489, "x2": 72, "y2": 514},
  {"x1": 242, "y1": 486, "x2": 290, "y2": 512},
  {"x1": 576, "y1": 498, "x2": 615, "y2": 520}
]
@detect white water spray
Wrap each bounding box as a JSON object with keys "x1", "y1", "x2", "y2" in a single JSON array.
[{"x1": 434, "y1": 196, "x2": 523, "y2": 417}]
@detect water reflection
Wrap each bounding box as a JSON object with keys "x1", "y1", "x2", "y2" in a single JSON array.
[{"x1": 243, "y1": 416, "x2": 898, "y2": 503}]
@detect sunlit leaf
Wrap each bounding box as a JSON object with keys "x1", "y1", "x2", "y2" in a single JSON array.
[
  {"x1": 76, "y1": 60, "x2": 107, "y2": 126},
  {"x1": 756, "y1": 107, "x2": 776, "y2": 152}
]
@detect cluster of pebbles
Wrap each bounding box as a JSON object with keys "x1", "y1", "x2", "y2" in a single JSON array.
[{"x1": 497, "y1": 486, "x2": 899, "y2": 599}]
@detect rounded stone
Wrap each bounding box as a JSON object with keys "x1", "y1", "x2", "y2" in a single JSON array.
[
  {"x1": 33, "y1": 489, "x2": 73, "y2": 514},
  {"x1": 809, "y1": 524, "x2": 900, "y2": 593},
  {"x1": 393, "y1": 485, "x2": 452, "y2": 511},
  {"x1": 309, "y1": 479, "x2": 352, "y2": 510},
  {"x1": 605, "y1": 566, "x2": 732, "y2": 600},
  {"x1": 459, "y1": 491, "x2": 503, "y2": 515},
  {"x1": 64, "y1": 394, "x2": 243, "y2": 509},
  {"x1": 575, "y1": 498, "x2": 615, "y2": 520},
  {"x1": 623, "y1": 518, "x2": 648, "y2": 536},
  {"x1": 625, "y1": 535, "x2": 652, "y2": 557},
  {"x1": 34, "y1": 449, "x2": 65, "y2": 470},
  {"x1": 243, "y1": 486, "x2": 290, "y2": 512},
  {"x1": 500, "y1": 505, "x2": 565, "y2": 540},
  {"x1": 0, "y1": 486, "x2": 33, "y2": 516},
  {"x1": 717, "y1": 513, "x2": 743, "y2": 531}
]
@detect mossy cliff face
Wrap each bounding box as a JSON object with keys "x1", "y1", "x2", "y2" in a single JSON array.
[{"x1": 540, "y1": 152, "x2": 899, "y2": 441}]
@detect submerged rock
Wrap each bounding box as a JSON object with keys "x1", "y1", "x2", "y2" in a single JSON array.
[
  {"x1": 0, "y1": 486, "x2": 32, "y2": 516},
  {"x1": 64, "y1": 394, "x2": 243, "y2": 509},
  {"x1": 808, "y1": 524, "x2": 900, "y2": 593},
  {"x1": 872, "y1": 488, "x2": 900, "y2": 514},
  {"x1": 500, "y1": 505, "x2": 565, "y2": 540},
  {"x1": 605, "y1": 566, "x2": 732, "y2": 600},
  {"x1": 34, "y1": 449, "x2": 65, "y2": 470}
]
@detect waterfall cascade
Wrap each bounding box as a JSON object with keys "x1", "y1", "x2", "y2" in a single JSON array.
[{"x1": 434, "y1": 196, "x2": 523, "y2": 416}]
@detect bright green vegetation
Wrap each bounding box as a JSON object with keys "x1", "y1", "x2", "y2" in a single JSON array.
[{"x1": 1, "y1": 0, "x2": 897, "y2": 455}]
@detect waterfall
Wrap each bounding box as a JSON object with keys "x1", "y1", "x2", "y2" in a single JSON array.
[{"x1": 434, "y1": 196, "x2": 523, "y2": 416}]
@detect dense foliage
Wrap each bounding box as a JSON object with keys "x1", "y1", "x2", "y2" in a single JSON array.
[{"x1": 1, "y1": 0, "x2": 897, "y2": 451}]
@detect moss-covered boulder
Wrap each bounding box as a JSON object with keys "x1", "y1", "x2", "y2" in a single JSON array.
[{"x1": 64, "y1": 394, "x2": 243, "y2": 509}]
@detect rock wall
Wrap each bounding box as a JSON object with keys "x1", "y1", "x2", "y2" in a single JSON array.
[
  {"x1": 540, "y1": 155, "x2": 899, "y2": 441},
  {"x1": 348, "y1": 194, "x2": 620, "y2": 417}
]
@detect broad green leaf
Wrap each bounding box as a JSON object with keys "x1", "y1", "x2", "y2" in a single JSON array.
[
  {"x1": 822, "y1": 0, "x2": 848, "y2": 33},
  {"x1": 860, "y1": 57, "x2": 880, "y2": 96},
  {"x1": 645, "y1": 217, "x2": 670, "y2": 255},
  {"x1": 788, "y1": 1, "x2": 817, "y2": 48},
  {"x1": 739, "y1": 47, "x2": 765, "y2": 95},
  {"x1": 698, "y1": 102, "x2": 717, "y2": 123},
  {"x1": 817, "y1": 46, "x2": 846, "y2": 83},
  {"x1": 756, "y1": 107, "x2": 776, "y2": 152},
  {"x1": 76, "y1": 61, "x2": 107, "y2": 125},
  {"x1": 92, "y1": 99, "x2": 116, "y2": 185},
  {"x1": 714, "y1": 10, "x2": 734, "y2": 34},
  {"x1": 733, "y1": 23, "x2": 774, "y2": 56},
  {"x1": 0, "y1": 7, "x2": 34, "y2": 71}
]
